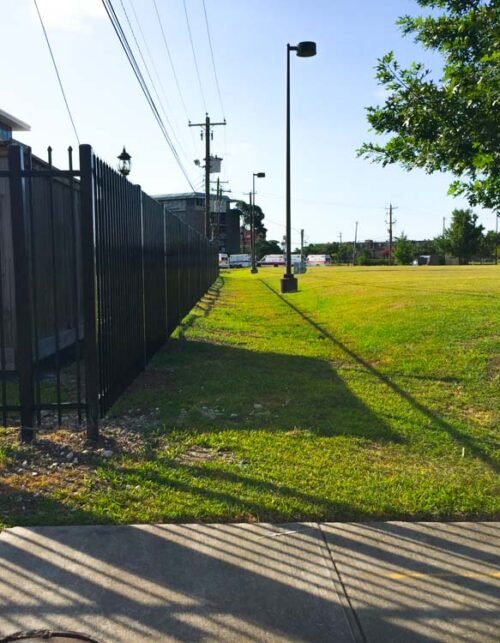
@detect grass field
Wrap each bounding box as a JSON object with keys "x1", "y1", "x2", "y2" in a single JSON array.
[{"x1": 1, "y1": 265, "x2": 499, "y2": 527}]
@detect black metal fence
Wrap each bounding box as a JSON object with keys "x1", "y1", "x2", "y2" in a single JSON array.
[{"x1": 0, "y1": 143, "x2": 218, "y2": 441}]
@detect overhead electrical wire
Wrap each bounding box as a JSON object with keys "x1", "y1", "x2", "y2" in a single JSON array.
[
  {"x1": 200, "y1": 0, "x2": 229, "y2": 184},
  {"x1": 258, "y1": 191, "x2": 388, "y2": 210},
  {"x1": 182, "y1": 0, "x2": 207, "y2": 112},
  {"x1": 101, "y1": 0, "x2": 196, "y2": 191},
  {"x1": 152, "y1": 0, "x2": 192, "y2": 123},
  {"x1": 201, "y1": 0, "x2": 225, "y2": 119},
  {"x1": 127, "y1": 1, "x2": 172, "y2": 108},
  {"x1": 118, "y1": 0, "x2": 192, "y2": 167},
  {"x1": 32, "y1": 0, "x2": 80, "y2": 145},
  {"x1": 127, "y1": 1, "x2": 198, "y2": 159}
]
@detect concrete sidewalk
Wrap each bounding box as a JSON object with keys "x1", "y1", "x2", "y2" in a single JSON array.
[{"x1": 0, "y1": 522, "x2": 498, "y2": 642}]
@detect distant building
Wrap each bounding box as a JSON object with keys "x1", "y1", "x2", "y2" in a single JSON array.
[
  {"x1": 220, "y1": 208, "x2": 241, "y2": 254},
  {"x1": 154, "y1": 192, "x2": 240, "y2": 254},
  {"x1": 362, "y1": 240, "x2": 389, "y2": 258},
  {"x1": 0, "y1": 108, "x2": 30, "y2": 143}
]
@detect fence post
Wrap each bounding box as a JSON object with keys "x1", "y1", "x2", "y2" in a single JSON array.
[
  {"x1": 8, "y1": 145, "x2": 34, "y2": 442},
  {"x1": 79, "y1": 145, "x2": 99, "y2": 441}
]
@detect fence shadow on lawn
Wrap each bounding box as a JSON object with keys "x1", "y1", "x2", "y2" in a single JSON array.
[
  {"x1": 123, "y1": 336, "x2": 402, "y2": 445},
  {"x1": 178, "y1": 276, "x2": 225, "y2": 336},
  {"x1": 259, "y1": 280, "x2": 498, "y2": 474}
]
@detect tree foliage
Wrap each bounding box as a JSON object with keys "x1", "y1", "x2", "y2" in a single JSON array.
[
  {"x1": 481, "y1": 227, "x2": 500, "y2": 257},
  {"x1": 393, "y1": 232, "x2": 415, "y2": 264},
  {"x1": 256, "y1": 238, "x2": 282, "y2": 257},
  {"x1": 438, "y1": 207, "x2": 484, "y2": 262},
  {"x1": 358, "y1": 0, "x2": 500, "y2": 212},
  {"x1": 333, "y1": 243, "x2": 353, "y2": 264},
  {"x1": 233, "y1": 200, "x2": 267, "y2": 238},
  {"x1": 303, "y1": 242, "x2": 337, "y2": 256}
]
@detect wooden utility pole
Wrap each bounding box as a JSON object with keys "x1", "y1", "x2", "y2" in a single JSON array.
[
  {"x1": 210, "y1": 179, "x2": 230, "y2": 248},
  {"x1": 386, "y1": 203, "x2": 398, "y2": 265},
  {"x1": 300, "y1": 228, "x2": 304, "y2": 264},
  {"x1": 352, "y1": 221, "x2": 358, "y2": 265},
  {"x1": 189, "y1": 114, "x2": 226, "y2": 238},
  {"x1": 214, "y1": 177, "x2": 220, "y2": 242}
]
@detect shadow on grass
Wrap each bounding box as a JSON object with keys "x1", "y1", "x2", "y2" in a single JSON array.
[
  {"x1": 260, "y1": 280, "x2": 498, "y2": 473},
  {"x1": 113, "y1": 459, "x2": 380, "y2": 522},
  {"x1": 177, "y1": 277, "x2": 225, "y2": 339},
  {"x1": 0, "y1": 481, "x2": 100, "y2": 529},
  {"x1": 139, "y1": 338, "x2": 401, "y2": 444}
]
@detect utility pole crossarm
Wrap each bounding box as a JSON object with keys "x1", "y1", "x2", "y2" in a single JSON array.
[{"x1": 189, "y1": 121, "x2": 227, "y2": 128}]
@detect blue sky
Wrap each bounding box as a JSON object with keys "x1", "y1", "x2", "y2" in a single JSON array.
[{"x1": 1, "y1": 0, "x2": 495, "y2": 246}]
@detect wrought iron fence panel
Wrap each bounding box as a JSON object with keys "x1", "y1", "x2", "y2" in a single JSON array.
[
  {"x1": 1, "y1": 143, "x2": 218, "y2": 440},
  {"x1": 92, "y1": 155, "x2": 144, "y2": 415},
  {"x1": 143, "y1": 193, "x2": 168, "y2": 361},
  {"x1": 0, "y1": 145, "x2": 85, "y2": 437}
]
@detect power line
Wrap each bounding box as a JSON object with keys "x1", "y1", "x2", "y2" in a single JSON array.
[
  {"x1": 182, "y1": 0, "x2": 207, "y2": 112},
  {"x1": 258, "y1": 191, "x2": 387, "y2": 210},
  {"x1": 202, "y1": 0, "x2": 225, "y2": 119},
  {"x1": 152, "y1": 0, "x2": 191, "y2": 123},
  {"x1": 33, "y1": 0, "x2": 80, "y2": 144},
  {"x1": 101, "y1": 0, "x2": 196, "y2": 190},
  {"x1": 128, "y1": 0, "x2": 197, "y2": 157},
  {"x1": 118, "y1": 0, "x2": 191, "y2": 166},
  {"x1": 126, "y1": 1, "x2": 177, "y2": 116}
]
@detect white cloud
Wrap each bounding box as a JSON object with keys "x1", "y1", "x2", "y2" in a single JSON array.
[{"x1": 32, "y1": 0, "x2": 104, "y2": 32}]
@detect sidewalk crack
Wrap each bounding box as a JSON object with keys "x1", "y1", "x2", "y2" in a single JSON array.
[{"x1": 318, "y1": 523, "x2": 367, "y2": 643}]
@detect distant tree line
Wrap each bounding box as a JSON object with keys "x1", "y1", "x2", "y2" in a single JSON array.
[
  {"x1": 300, "y1": 209, "x2": 500, "y2": 266},
  {"x1": 232, "y1": 198, "x2": 499, "y2": 266}
]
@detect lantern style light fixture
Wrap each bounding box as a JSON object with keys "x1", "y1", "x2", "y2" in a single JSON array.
[{"x1": 117, "y1": 146, "x2": 131, "y2": 176}]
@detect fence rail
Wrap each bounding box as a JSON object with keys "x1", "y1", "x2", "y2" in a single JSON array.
[{"x1": 0, "y1": 143, "x2": 218, "y2": 441}]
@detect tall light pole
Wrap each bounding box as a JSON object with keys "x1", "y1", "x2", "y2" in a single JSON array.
[
  {"x1": 496, "y1": 212, "x2": 499, "y2": 265},
  {"x1": 352, "y1": 221, "x2": 358, "y2": 265},
  {"x1": 280, "y1": 40, "x2": 317, "y2": 294},
  {"x1": 251, "y1": 172, "x2": 265, "y2": 273}
]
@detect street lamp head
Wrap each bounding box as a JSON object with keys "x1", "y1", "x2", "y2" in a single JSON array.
[
  {"x1": 296, "y1": 41, "x2": 317, "y2": 57},
  {"x1": 254, "y1": 172, "x2": 266, "y2": 178}
]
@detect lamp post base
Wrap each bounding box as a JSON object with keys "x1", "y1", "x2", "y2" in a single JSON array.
[
  {"x1": 280, "y1": 275, "x2": 298, "y2": 293},
  {"x1": 251, "y1": 267, "x2": 258, "y2": 274}
]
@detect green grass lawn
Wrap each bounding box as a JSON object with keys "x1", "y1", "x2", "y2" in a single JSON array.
[{"x1": 1, "y1": 265, "x2": 499, "y2": 526}]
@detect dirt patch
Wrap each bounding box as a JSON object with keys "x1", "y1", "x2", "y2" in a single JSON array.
[
  {"x1": 460, "y1": 407, "x2": 495, "y2": 427},
  {"x1": 0, "y1": 424, "x2": 150, "y2": 497},
  {"x1": 487, "y1": 355, "x2": 500, "y2": 381},
  {"x1": 176, "y1": 445, "x2": 238, "y2": 465}
]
